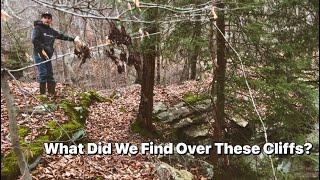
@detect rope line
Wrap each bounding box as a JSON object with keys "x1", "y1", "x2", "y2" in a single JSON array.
[{"x1": 2, "y1": 31, "x2": 163, "y2": 73}]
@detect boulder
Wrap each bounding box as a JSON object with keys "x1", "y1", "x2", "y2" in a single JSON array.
[
  {"x1": 155, "y1": 162, "x2": 194, "y2": 180},
  {"x1": 183, "y1": 123, "x2": 210, "y2": 138},
  {"x1": 153, "y1": 102, "x2": 168, "y2": 114},
  {"x1": 158, "y1": 148, "x2": 214, "y2": 179},
  {"x1": 172, "y1": 115, "x2": 207, "y2": 129},
  {"x1": 33, "y1": 104, "x2": 57, "y2": 114},
  {"x1": 230, "y1": 114, "x2": 248, "y2": 127},
  {"x1": 156, "y1": 111, "x2": 174, "y2": 122},
  {"x1": 173, "y1": 117, "x2": 193, "y2": 129},
  {"x1": 170, "y1": 106, "x2": 191, "y2": 120}
]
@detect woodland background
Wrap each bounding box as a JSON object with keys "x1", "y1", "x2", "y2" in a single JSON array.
[{"x1": 1, "y1": 0, "x2": 319, "y2": 179}]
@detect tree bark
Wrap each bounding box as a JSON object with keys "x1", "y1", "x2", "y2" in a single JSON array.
[
  {"x1": 130, "y1": 21, "x2": 143, "y2": 84},
  {"x1": 190, "y1": 9, "x2": 202, "y2": 80},
  {"x1": 1, "y1": 72, "x2": 32, "y2": 180},
  {"x1": 156, "y1": 55, "x2": 161, "y2": 84},
  {"x1": 58, "y1": 9, "x2": 75, "y2": 85},
  {"x1": 156, "y1": 3, "x2": 161, "y2": 84},
  {"x1": 137, "y1": 1, "x2": 158, "y2": 131},
  {"x1": 213, "y1": 0, "x2": 227, "y2": 167},
  {"x1": 180, "y1": 57, "x2": 189, "y2": 82}
]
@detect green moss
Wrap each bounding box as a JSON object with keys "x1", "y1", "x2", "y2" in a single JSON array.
[
  {"x1": 183, "y1": 92, "x2": 210, "y2": 105},
  {"x1": 1, "y1": 121, "x2": 84, "y2": 179},
  {"x1": 45, "y1": 120, "x2": 82, "y2": 141},
  {"x1": 119, "y1": 107, "x2": 127, "y2": 113},
  {"x1": 61, "y1": 120, "x2": 82, "y2": 130},
  {"x1": 214, "y1": 156, "x2": 258, "y2": 179},
  {"x1": 1, "y1": 151, "x2": 19, "y2": 179},
  {"x1": 30, "y1": 136, "x2": 49, "y2": 157},
  {"x1": 1, "y1": 91, "x2": 105, "y2": 179},
  {"x1": 80, "y1": 92, "x2": 93, "y2": 108},
  {"x1": 79, "y1": 91, "x2": 110, "y2": 108},
  {"x1": 21, "y1": 135, "x2": 50, "y2": 158},
  {"x1": 60, "y1": 91, "x2": 106, "y2": 125},
  {"x1": 1, "y1": 135, "x2": 50, "y2": 179},
  {"x1": 59, "y1": 100, "x2": 87, "y2": 125},
  {"x1": 18, "y1": 125, "x2": 30, "y2": 138},
  {"x1": 46, "y1": 120, "x2": 57, "y2": 129},
  {"x1": 59, "y1": 99, "x2": 76, "y2": 111}
]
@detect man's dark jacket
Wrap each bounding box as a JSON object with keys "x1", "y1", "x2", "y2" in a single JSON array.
[{"x1": 32, "y1": 20, "x2": 74, "y2": 58}]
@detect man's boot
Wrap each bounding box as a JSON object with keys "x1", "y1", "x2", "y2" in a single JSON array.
[
  {"x1": 47, "y1": 82, "x2": 56, "y2": 97},
  {"x1": 40, "y1": 83, "x2": 46, "y2": 95}
]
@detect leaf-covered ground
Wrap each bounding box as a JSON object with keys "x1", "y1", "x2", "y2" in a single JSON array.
[{"x1": 1, "y1": 79, "x2": 211, "y2": 179}]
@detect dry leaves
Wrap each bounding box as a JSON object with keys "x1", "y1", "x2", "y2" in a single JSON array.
[
  {"x1": 1, "y1": 81, "x2": 75, "y2": 154},
  {"x1": 2, "y1": 79, "x2": 213, "y2": 179}
]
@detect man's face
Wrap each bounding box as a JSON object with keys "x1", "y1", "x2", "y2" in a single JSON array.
[{"x1": 41, "y1": 16, "x2": 52, "y2": 25}]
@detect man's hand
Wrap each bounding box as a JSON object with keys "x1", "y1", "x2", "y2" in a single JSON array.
[
  {"x1": 74, "y1": 35, "x2": 89, "y2": 53},
  {"x1": 74, "y1": 36, "x2": 83, "y2": 47},
  {"x1": 73, "y1": 36, "x2": 91, "y2": 68}
]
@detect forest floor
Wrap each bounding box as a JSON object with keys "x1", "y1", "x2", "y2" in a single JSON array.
[{"x1": 1, "y1": 79, "x2": 211, "y2": 179}]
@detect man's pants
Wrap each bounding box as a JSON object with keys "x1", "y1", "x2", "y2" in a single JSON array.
[{"x1": 33, "y1": 54, "x2": 55, "y2": 83}]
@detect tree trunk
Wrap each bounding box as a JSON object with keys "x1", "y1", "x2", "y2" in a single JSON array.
[
  {"x1": 130, "y1": 21, "x2": 143, "y2": 84},
  {"x1": 213, "y1": 0, "x2": 227, "y2": 167},
  {"x1": 58, "y1": 10, "x2": 75, "y2": 85},
  {"x1": 156, "y1": 56, "x2": 161, "y2": 84},
  {"x1": 137, "y1": 1, "x2": 158, "y2": 131},
  {"x1": 190, "y1": 10, "x2": 202, "y2": 80},
  {"x1": 180, "y1": 58, "x2": 189, "y2": 82},
  {"x1": 209, "y1": 20, "x2": 217, "y2": 97},
  {"x1": 156, "y1": 4, "x2": 161, "y2": 85},
  {"x1": 1, "y1": 72, "x2": 32, "y2": 180},
  {"x1": 163, "y1": 58, "x2": 167, "y2": 85}
]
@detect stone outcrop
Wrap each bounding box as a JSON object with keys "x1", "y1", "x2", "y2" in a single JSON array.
[
  {"x1": 153, "y1": 98, "x2": 212, "y2": 143},
  {"x1": 155, "y1": 162, "x2": 194, "y2": 180}
]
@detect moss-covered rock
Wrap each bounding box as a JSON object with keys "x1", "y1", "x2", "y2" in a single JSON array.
[
  {"x1": 155, "y1": 162, "x2": 194, "y2": 180},
  {"x1": 182, "y1": 92, "x2": 210, "y2": 105},
  {"x1": 79, "y1": 91, "x2": 111, "y2": 108},
  {"x1": 1, "y1": 91, "x2": 106, "y2": 180},
  {"x1": 1, "y1": 135, "x2": 50, "y2": 180},
  {"x1": 46, "y1": 119, "x2": 83, "y2": 141},
  {"x1": 59, "y1": 100, "x2": 88, "y2": 125}
]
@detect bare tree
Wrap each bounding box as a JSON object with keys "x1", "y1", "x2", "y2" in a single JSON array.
[{"x1": 1, "y1": 71, "x2": 32, "y2": 180}]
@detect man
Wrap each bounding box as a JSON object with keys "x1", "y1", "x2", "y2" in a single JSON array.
[{"x1": 32, "y1": 12, "x2": 78, "y2": 96}]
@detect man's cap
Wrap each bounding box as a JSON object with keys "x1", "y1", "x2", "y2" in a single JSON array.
[{"x1": 41, "y1": 12, "x2": 52, "y2": 18}]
